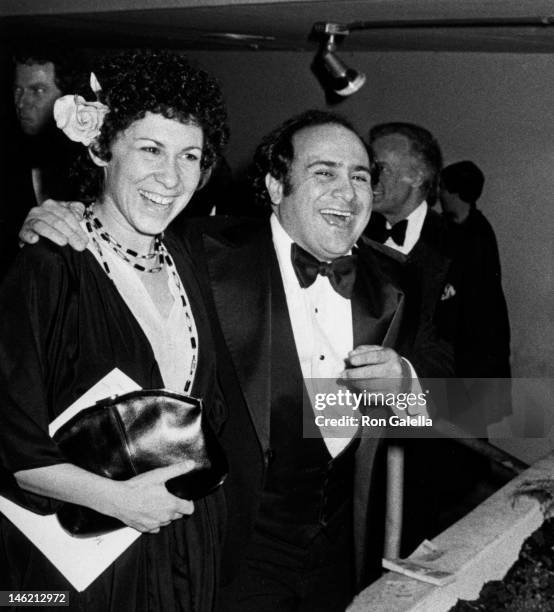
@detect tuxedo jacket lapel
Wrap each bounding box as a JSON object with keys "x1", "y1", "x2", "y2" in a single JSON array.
[
  {"x1": 409, "y1": 210, "x2": 451, "y2": 285},
  {"x1": 405, "y1": 212, "x2": 452, "y2": 339},
  {"x1": 202, "y1": 221, "x2": 273, "y2": 450},
  {"x1": 350, "y1": 239, "x2": 406, "y2": 584},
  {"x1": 352, "y1": 241, "x2": 405, "y2": 349}
]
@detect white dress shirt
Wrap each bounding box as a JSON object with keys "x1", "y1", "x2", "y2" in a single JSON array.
[
  {"x1": 384, "y1": 200, "x2": 428, "y2": 255},
  {"x1": 271, "y1": 215, "x2": 358, "y2": 456},
  {"x1": 270, "y1": 215, "x2": 426, "y2": 457},
  {"x1": 271, "y1": 215, "x2": 353, "y2": 382}
]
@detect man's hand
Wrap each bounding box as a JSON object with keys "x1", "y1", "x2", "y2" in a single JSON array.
[
  {"x1": 19, "y1": 199, "x2": 88, "y2": 251},
  {"x1": 339, "y1": 345, "x2": 406, "y2": 394},
  {"x1": 342, "y1": 345, "x2": 403, "y2": 379}
]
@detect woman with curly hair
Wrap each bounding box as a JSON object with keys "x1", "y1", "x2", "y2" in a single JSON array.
[{"x1": 0, "y1": 49, "x2": 229, "y2": 611}]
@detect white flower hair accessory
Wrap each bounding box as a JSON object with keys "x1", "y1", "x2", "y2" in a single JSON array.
[{"x1": 53, "y1": 72, "x2": 109, "y2": 146}]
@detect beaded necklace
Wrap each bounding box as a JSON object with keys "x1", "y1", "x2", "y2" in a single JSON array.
[
  {"x1": 84, "y1": 208, "x2": 163, "y2": 273},
  {"x1": 84, "y1": 206, "x2": 198, "y2": 394}
]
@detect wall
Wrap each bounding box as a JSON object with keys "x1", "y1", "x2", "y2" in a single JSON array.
[{"x1": 188, "y1": 50, "x2": 554, "y2": 461}]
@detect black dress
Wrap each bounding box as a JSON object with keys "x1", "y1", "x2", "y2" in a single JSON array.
[{"x1": 0, "y1": 233, "x2": 226, "y2": 611}]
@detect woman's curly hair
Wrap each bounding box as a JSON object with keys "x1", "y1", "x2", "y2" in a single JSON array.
[{"x1": 73, "y1": 49, "x2": 229, "y2": 202}]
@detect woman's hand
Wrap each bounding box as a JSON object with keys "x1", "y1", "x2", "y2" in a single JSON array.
[
  {"x1": 107, "y1": 464, "x2": 195, "y2": 533},
  {"x1": 18, "y1": 199, "x2": 88, "y2": 251},
  {"x1": 15, "y1": 462, "x2": 194, "y2": 534}
]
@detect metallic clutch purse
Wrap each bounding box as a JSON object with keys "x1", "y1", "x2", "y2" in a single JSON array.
[{"x1": 52, "y1": 389, "x2": 228, "y2": 537}]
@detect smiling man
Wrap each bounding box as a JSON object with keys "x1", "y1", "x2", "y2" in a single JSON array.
[
  {"x1": 363, "y1": 122, "x2": 455, "y2": 377},
  {"x1": 265, "y1": 121, "x2": 372, "y2": 261},
  {"x1": 363, "y1": 123, "x2": 487, "y2": 556},
  {"x1": 185, "y1": 110, "x2": 450, "y2": 610},
  {"x1": 18, "y1": 110, "x2": 452, "y2": 610}
]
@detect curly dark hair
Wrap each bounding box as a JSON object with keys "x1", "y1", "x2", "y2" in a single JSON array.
[
  {"x1": 250, "y1": 109, "x2": 372, "y2": 210},
  {"x1": 369, "y1": 122, "x2": 443, "y2": 205},
  {"x1": 73, "y1": 49, "x2": 229, "y2": 202}
]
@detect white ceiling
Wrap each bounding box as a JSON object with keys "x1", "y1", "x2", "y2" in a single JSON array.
[{"x1": 1, "y1": 0, "x2": 554, "y2": 52}]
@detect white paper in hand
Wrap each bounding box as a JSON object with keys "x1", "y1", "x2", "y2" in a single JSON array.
[{"x1": 0, "y1": 368, "x2": 142, "y2": 591}]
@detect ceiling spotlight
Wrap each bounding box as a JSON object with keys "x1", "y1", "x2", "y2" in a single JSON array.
[{"x1": 313, "y1": 22, "x2": 365, "y2": 97}]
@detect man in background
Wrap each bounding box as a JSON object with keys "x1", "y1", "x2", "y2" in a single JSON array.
[
  {"x1": 0, "y1": 45, "x2": 86, "y2": 276},
  {"x1": 364, "y1": 122, "x2": 454, "y2": 370},
  {"x1": 363, "y1": 122, "x2": 474, "y2": 554},
  {"x1": 13, "y1": 50, "x2": 63, "y2": 139},
  {"x1": 365, "y1": 123, "x2": 514, "y2": 549},
  {"x1": 440, "y1": 160, "x2": 511, "y2": 415}
]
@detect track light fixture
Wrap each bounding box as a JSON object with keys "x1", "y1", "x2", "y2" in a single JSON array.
[{"x1": 313, "y1": 22, "x2": 365, "y2": 97}]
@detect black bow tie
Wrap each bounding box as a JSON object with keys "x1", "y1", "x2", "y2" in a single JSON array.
[
  {"x1": 290, "y1": 243, "x2": 357, "y2": 299},
  {"x1": 376, "y1": 219, "x2": 408, "y2": 246}
]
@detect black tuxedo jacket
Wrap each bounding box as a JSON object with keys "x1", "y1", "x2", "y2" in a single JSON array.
[
  {"x1": 365, "y1": 209, "x2": 452, "y2": 308},
  {"x1": 406, "y1": 207, "x2": 452, "y2": 303},
  {"x1": 404, "y1": 208, "x2": 457, "y2": 359},
  {"x1": 370, "y1": 206, "x2": 511, "y2": 378},
  {"x1": 367, "y1": 208, "x2": 510, "y2": 427},
  {"x1": 183, "y1": 216, "x2": 452, "y2": 589},
  {"x1": 365, "y1": 209, "x2": 454, "y2": 377}
]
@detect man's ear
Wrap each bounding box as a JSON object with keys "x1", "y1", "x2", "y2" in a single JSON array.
[
  {"x1": 265, "y1": 173, "x2": 284, "y2": 205},
  {"x1": 88, "y1": 144, "x2": 108, "y2": 168},
  {"x1": 411, "y1": 170, "x2": 424, "y2": 189},
  {"x1": 404, "y1": 165, "x2": 424, "y2": 189}
]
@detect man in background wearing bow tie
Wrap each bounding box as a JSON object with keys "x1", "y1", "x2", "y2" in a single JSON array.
[
  {"x1": 363, "y1": 121, "x2": 462, "y2": 414},
  {"x1": 364, "y1": 122, "x2": 452, "y2": 311},
  {"x1": 18, "y1": 110, "x2": 451, "y2": 611},
  {"x1": 363, "y1": 123, "x2": 493, "y2": 554},
  {"x1": 365, "y1": 133, "x2": 510, "y2": 422}
]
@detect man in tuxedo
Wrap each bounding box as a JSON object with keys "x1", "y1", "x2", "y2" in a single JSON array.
[
  {"x1": 364, "y1": 123, "x2": 505, "y2": 552},
  {"x1": 363, "y1": 123, "x2": 459, "y2": 553},
  {"x1": 18, "y1": 110, "x2": 451, "y2": 610},
  {"x1": 365, "y1": 126, "x2": 509, "y2": 407},
  {"x1": 364, "y1": 122, "x2": 453, "y2": 328},
  {"x1": 183, "y1": 111, "x2": 451, "y2": 610}
]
